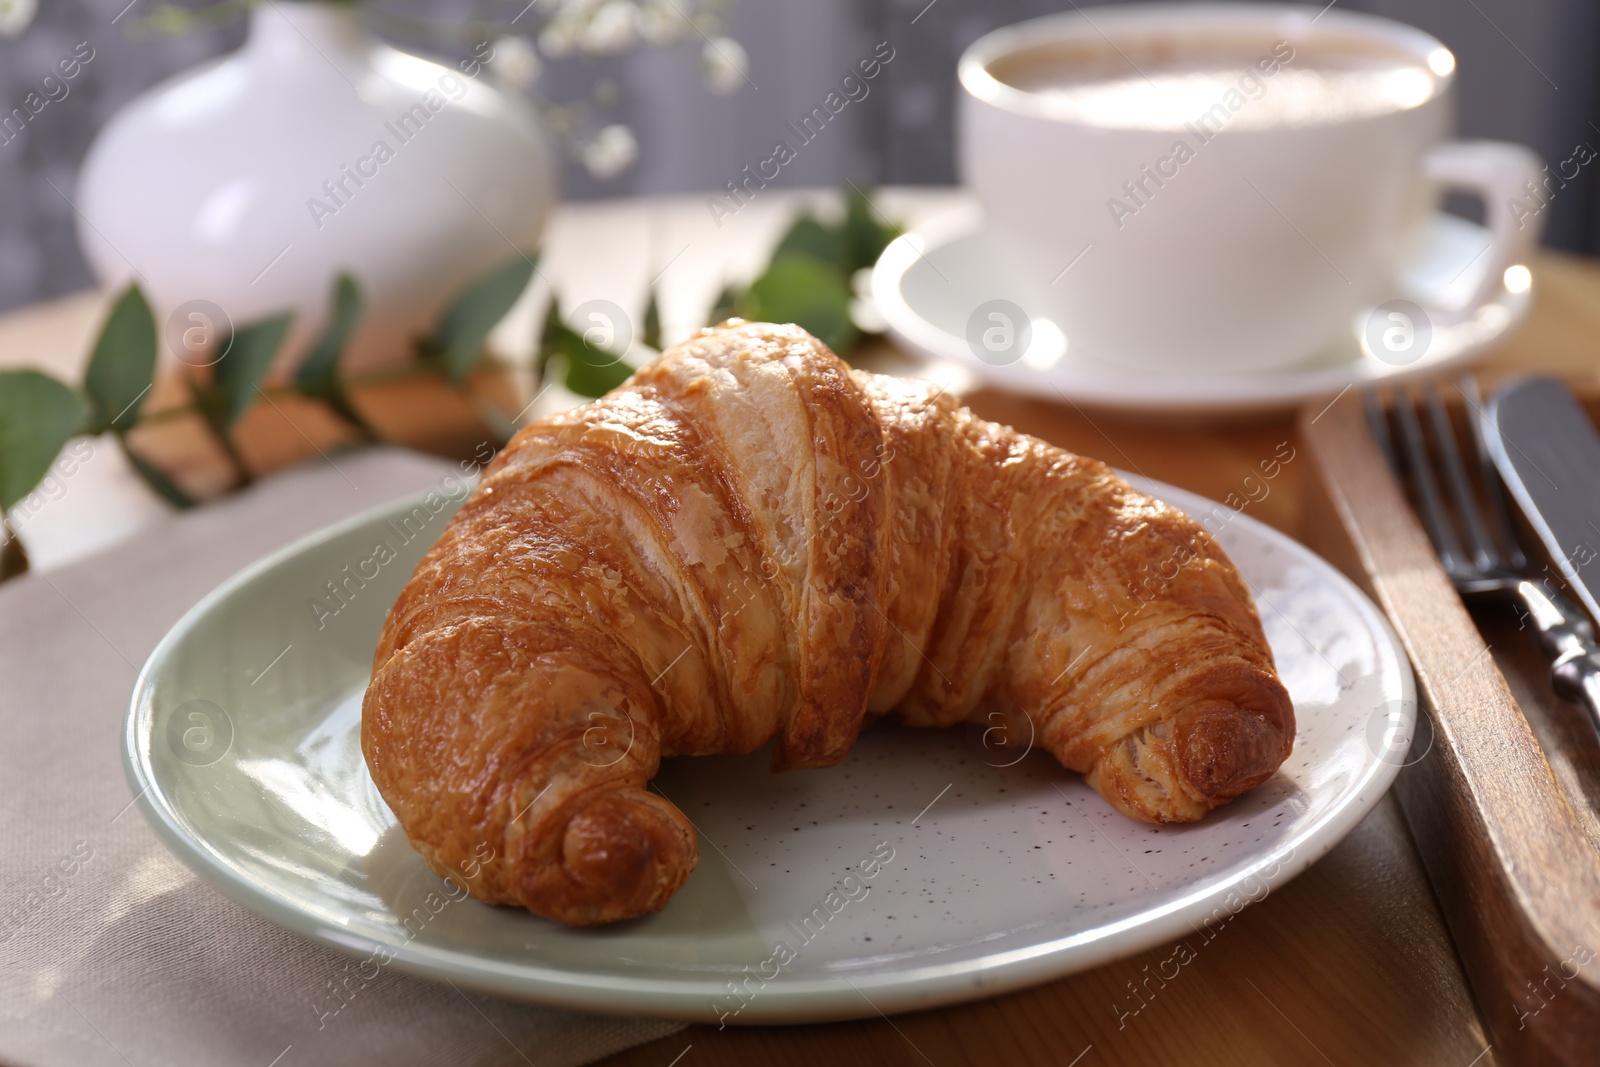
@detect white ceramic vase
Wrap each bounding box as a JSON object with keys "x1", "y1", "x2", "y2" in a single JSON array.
[{"x1": 75, "y1": 2, "x2": 557, "y2": 373}]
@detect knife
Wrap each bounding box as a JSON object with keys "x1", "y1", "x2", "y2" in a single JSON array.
[
  {"x1": 1489, "y1": 378, "x2": 1600, "y2": 618},
  {"x1": 1487, "y1": 376, "x2": 1600, "y2": 719}
]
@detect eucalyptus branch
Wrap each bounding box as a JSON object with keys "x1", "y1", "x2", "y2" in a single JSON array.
[
  {"x1": 118, "y1": 356, "x2": 511, "y2": 431},
  {"x1": 0, "y1": 251, "x2": 552, "y2": 577},
  {"x1": 184, "y1": 375, "x2": 256, "y2": 487}
]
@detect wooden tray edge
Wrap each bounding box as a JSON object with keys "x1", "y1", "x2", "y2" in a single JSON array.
[{"x1": 1298, "y1": 389, "x2": 1600, "y2": 1065}]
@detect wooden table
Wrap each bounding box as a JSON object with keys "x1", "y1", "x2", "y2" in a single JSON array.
[{"x1": 8, "y1": 189, "x2": 1600, "y2": 1066}]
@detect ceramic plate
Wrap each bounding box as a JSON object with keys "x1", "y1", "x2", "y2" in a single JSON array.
[
  {"x1": 871, "y1": 207, "x2": 1530, "y2": 416},
  {"x1": 126, "y1": 477, "x2": 1413, "y2": 1023}
]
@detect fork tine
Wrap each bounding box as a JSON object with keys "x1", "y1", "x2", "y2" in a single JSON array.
[
  {"x1": 1363, "y1": 389, "x2": 1399, "y2": 476},
  {"x1": 1424, "y1": 381, "x2": 1499, "y2": 572},
  {"x1": 1457, "y1": 374, "x2": 1528, "y2": 571},
  {"x1": 1394, "y1": 385, "x2": 1467, "y2": 574}
]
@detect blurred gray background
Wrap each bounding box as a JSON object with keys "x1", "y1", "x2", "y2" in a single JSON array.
[{"x1": 1, "y1": 0, "x2": 1595, "y2": 313}]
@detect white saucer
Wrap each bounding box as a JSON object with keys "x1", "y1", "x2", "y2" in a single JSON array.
[{"x1": 871, "y1": 208, "x2": 1531, "y2": 417}]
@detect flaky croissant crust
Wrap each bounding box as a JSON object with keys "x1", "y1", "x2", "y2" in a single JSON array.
[{"x1": 362, "y1": 321, "x2": 1294, "y2": 925}]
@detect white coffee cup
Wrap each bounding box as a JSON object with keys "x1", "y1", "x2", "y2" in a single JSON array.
[{"x1": 958, "y1": 3, "x2": 1544, "y2": 374}]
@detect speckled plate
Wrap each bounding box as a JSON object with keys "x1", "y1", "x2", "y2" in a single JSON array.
[{"x1": 125, "y1": 474, "x2": 1413, "y2": 1024}]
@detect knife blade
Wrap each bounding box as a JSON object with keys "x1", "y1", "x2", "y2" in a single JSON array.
[{"x1": 1487, "y1": 376, "x2": 1600, "y2": 626}]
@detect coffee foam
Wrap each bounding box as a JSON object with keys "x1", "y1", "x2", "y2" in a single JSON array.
[{"x1": 990, "y1": 34, "x2": 1441, "y2": 130}]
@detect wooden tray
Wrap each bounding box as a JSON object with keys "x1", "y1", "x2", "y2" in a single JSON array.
[{"x1": 1299, "y1": 385, "x2": 1600, "y2": 1065}]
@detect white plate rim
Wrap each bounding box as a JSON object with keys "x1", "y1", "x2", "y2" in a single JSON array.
[
  {"x1": 124, "y1": 477, "x2": 1415, "y2": 1023},
  {"x1": 871, "y1": 208, "x2": 1531, "y2": 416}
]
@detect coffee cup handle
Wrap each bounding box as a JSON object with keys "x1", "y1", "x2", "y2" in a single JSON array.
[{"x1": 1421, "y1": 141, "x2": 1546, "y2": 321}]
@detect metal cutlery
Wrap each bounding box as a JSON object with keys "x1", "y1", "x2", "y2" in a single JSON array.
[{"x1": 1366, "y1": 377, "x2": 1600, "y2": 733}]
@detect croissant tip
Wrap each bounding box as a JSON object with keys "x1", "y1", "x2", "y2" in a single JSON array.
[
  {"x1": 541, "y1": 789, "x2": 699, "y2": 924},
  {"x1": 1174, "y1": 683, "x2": 1295, "y2": 806}
]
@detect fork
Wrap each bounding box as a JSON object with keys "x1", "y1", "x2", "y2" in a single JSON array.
[{"x1": 1366, "y1": 377, "x2": 1600, "y2": 733}]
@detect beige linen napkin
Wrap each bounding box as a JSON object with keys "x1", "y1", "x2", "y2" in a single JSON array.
[{"x1": 0, "y1": 449, "x2": 685, "y2": 1067}]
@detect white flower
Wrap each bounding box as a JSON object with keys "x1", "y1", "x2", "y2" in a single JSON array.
[
  {"x1": 0, "y1": 0, "x2": 36, "y2": 39},
  {"x1": 578, "y1": 1, "x2": 638, "y2": 55},
  {"x1": 539, "y1": 21, "x2": 576, "y2": 58},
  {"x1": 489, "y1": 35, "x2": 541, "y2": 89},
  {"x1": 581, "y1": 124, "x2": 638, "y2": 179},
  {"x1": 637, "y1": 0, "x2": 687, "y2": 44},
  {"x1": 701, "y1": 37, "x2": 748, "y2": 94}
]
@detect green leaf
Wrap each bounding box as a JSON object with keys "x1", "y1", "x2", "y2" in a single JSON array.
[
  {"x1": 773, "y1": 216, "x2": 847, "y2": 273},
  {"x1": 843, "y1": 187, "x2": 901, "y2": 274},
  {"x1": 736, "y1": 254, "x2": 857, "y2": 356},
  {"x1": 84, "y1": 285, "x2": 157, "y2": 433},
  {"x1": 536, "y1": 295, "x2": 564, "y2": 372},
  {"x1": 642, "y1": 287, "x2": 662, "y2": 352},
  {"x1": 295, "y1": 274, "x2": 362, "y2": 394},
  {"x1": 554, "y1": 322, "x2": 633, "y2": 398},
  {"x1": 292, "y1": 275, "x2": 376, "y2": 439},
  {"x1": 436, "y1": 253, "x2": 538, "y2": 384},
  {"x1": 213, "y1": 312, "x2": 292, "y2": 428},
  {"x1": 700, "y1": 186, "x2": 904, "y2": 358},
  {"x1": 0, "y1": 370, "x2": 86, "y2": 512},
  {"x1": 117, "y1": 434, "x2": 194, "y2": 509},
  {"x1": 533, "y1": 297, "x2": 630, "y2": 399},
  {"x1": 560, "y1": 352, "x2": 632, "y2": 399},
  {"x1": 531, "y1": 295, "x2": 563, "y2": 395}
]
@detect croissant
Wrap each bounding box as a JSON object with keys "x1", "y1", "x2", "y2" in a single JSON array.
[{"x1": 361, "y1": 320, "x2": 1294, "y2": 926}]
